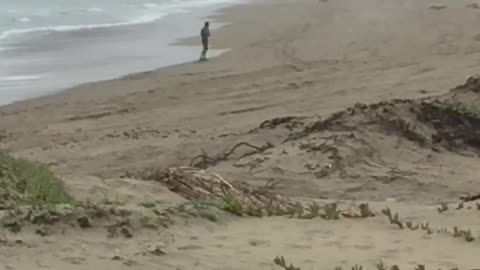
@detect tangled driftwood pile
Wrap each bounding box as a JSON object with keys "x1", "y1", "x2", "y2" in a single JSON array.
[{"x1": 143, "y1": 166, "x2": 292, "y2": 212}]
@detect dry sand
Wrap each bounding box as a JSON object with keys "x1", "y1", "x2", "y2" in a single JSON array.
[{"x1": 2, "y1": 0, "x2": 480, "y2": 269}]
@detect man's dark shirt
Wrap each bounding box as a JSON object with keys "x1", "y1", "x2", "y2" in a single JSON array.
[{"x1": 201, "y1": 27, "x2": 210, "y2": 45}]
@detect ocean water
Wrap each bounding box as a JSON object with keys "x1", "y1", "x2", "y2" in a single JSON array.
[
  {"x1": 0, "y1": 0, "x2": 230, "y2": 42},
  {"x1": 0, "y1": 0, "x2": 236, "y2": 105}
]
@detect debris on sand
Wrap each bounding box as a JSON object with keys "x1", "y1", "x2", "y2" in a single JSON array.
[
  {"x1": 174, "y1": 76, "x2": 480, "y2": 202},
  {"x1": 460, "y1": 193, "x2": 480, "y2": 202},
  {"x1": 430, "y1": 5, "x2": 447, "y2": 10},
  {"x1": 142, "y1": 166, "x2": 291, "y2": 213},
  {"x1": 188, "y1": 141, "x2": 274, "y2": 169},
  {"x1": 77, "y1": 216, "x2": 92, "y2": 229},
  {"x1": 466, "y1": 3, "x2": 480, "y2": 9}
]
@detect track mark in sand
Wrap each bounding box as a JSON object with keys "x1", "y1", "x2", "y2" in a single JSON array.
[
  {"x1": 218, "y1": 104, "x2": 276, "y2": 116},
  {"x1": 381, "y1": 248, "x2": 401, "y2": 259},
  {"x1": 215, "y1": 235, "x2": 229, "y2": 240},
  {"x1": 430, "y1": 5, "x2": 447, "y2": 10},
  {"x1": 286, "y1": 81, "x2": 314, "y2": 90},
  {"x1": 467, "y1": 3, "x2": 480, "y2": 9},
  {"x1": 100, "y1": 128, "x2": 168, "y2": 141},
  {"x1": 249, "y1": 239, "x2": 270, "y2": 247},
  {"x1": 353, "y1": 244, "x2": 374, "y2": 250},
  {"x1": 324, "y1": 240, "x2": 344, "y2": 248},
  {"x1": 62, "y1": 256, "x2": 86, "y2": 265},
  {"x1": 0, "y1": 130, "x2": 10, "y2": 141},
  {"x1": 67, "y1": 108, "x2": 131, "y2": 121},
  {"x1": 414, "y1": 66, "x2": 436, "y2": 75},
  {"x1": 177, "y1": 245, "x2": 203, "y2": 251},
  {"x1": 175, "y1": 69, "x2": 231, "y2": 77},
  {"x1": 288, "y1": 243, "x2": 312, "y2": 249}
]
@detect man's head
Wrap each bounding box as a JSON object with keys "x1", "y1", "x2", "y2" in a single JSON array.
[{"x1": 204, "y1": 21, "x2": 209, "y2": 28}]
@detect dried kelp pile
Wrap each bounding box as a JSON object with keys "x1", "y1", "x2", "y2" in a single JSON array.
[{"x1": 141, "y1": 166, "x2": 292, "y2": 214}]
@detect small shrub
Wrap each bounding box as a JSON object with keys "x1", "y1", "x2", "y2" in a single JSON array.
[
  {"x1": 405, "y1": 221, "x2": 419, "y2": 230},
  {"x1": 382, "y1": 208, "x2": 403, "y2": 229},
  {"x1": 321, "y1": 203, "x2": 340, "y2": 220},
  {"x1": 437, "y1": 203, "x2": 448, "y2": 213},
  {"x1": 222, "y1": 193, "x2": 243, "y2": 216},
  {"x1": 0, "y1": 151, "x2": 71, "y2": 206},
  {"x1": 456, "y1": 202, "x2": 464, "y2": 210},
  {"x1": 273, "y1": 256, "x2": 301, "y2": 270},
  {"x1": 453, "y1": 227, "x2": 475, "y2": 242}
]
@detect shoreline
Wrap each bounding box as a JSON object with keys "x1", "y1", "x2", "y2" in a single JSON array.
[{"x1": 0, "y1": 0, "x2": 242, "y2": 107}]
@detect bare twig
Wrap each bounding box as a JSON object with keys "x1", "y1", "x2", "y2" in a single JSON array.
[
  {"x1": 189, "y1": 141, "x2": 273, "y2": 169},
  {"x1": 460, "y1": 193, "x2": 480, "y2": 202}
]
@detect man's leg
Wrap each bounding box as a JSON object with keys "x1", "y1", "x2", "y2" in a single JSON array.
[{"x1": 203, "y1": 41, "x2": 209, "y2": 60}]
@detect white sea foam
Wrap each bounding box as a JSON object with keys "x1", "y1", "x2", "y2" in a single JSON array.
[
  {"x1": 87, "y1": 7, "x2": 103, "y2": 13},
  {"x1": 0, "y1": 0, "x2": 238, "y2": 41},
  {"x1": 0, "y1": 74, "x2": 44, "y2": 82},
  {"x1": 0, "y1": 14, "x2": 166, "y2": 41},
  {"x1": 144, "y1": 3, "x2": 160, "y2": 8},
  {"x1": 19, "y1": 17, "x2": 31, "y2": 23}
]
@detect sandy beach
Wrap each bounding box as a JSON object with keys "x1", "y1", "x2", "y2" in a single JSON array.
[{"x1": 2, "y1": 0, "x2": 480, "y2": 269}]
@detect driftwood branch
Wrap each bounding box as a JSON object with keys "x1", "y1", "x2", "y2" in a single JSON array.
[
  {"x1": 460, "y1": 193, "x2": 480, "y2": 202},
  {"x1": 189, "y1": 141, "x2": 274, "y2": 169},
  {"x1": 152, "y1": 167, "x2": 292, "y2": 210}
]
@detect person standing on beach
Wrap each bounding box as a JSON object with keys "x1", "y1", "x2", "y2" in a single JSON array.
[{"x1": 200, "y1": 21, "x2": 210, "y2": 61}]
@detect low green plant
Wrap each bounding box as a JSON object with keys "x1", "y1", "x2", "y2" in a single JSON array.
[
  {"x1": 287, "y1": 202, "x2": 304, "y2": 218},
  {"x1": 273, "y1": 256, "x2": 301, "y2": 270},
  {"x1": 405, "y1": 221, "x2": 419, "y2": 230},
  {"x1": 358, "y1": 203, "x2": 376, "y2": 218},
  {"x1": 432, "y1": 101, "x2": 480, "y2": 118},
  {"x1": 436, "y1": 227, "x2": 448, "y2": 234},
  {"x1": 300, "y1": 202, "x2": 322, "y2": 219},
  {"x1": 351, "y1": 265, "x2": 363, "y2": 270},
  {"x1": 420, "y1": 222, "x2": 430, "y2": 230},
  {"x1": 376, "y1": 262, "x2": 387, "y2": 270},
  {"x1": 0, "y1": 151, "x2": 71, "y2": 207},
  {"x1": 456, "y1": 202, "x2": 464, "y2": 210},
  {"x1": 185, "y1": 201, "x2": 220, "y2": 221},
  {"x1": 437, "y1": 203, "x2": 448, "y2": 213},
  {"x1": 382, "y1": 208, "x2": 403, "y2": 229},
  {"x1": 271, "y1": 258, "x2": 453, "y2": 270},
  {"x1": 139, "y1": 202, "x2": 156, "y2": 208},
  {"x1": 453, "y1": 227, "x2": 475, "y2": 242},
  {"x1": 321, "y1": 203, "x2": 341, "y2": 220},
  {"x1": 222, "y1": 193, "x2": 243, "y2": 216},
  {"x1": 1, "y1": 152, "x2": 74, "y2": 232}
]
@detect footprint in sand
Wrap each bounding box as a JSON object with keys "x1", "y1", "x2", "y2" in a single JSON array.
[
  {"x1": 430, "y1": 5, "x2": 447, "y2": 10},
  {"x1": 177, "y1": 245, "x2": 203, "y2": 251},
  {"x1": 381, "y1": 248, "x2": 400, "y2": 259},
  {"x1": 353, "y1": 244, "x2": 374, "y2": 250},
  {"x1": 324, "y1": 240, "x2": 344, "y2": 248},
  {"x1": 249, "y1": 239, "x2": 270, "y2": 247},
  {"x1": 288, "y1": 243, "x2": 312, "y2": 250},
  {"x1": 215, "y1": 235, "x2": 228, "y2": 240},
  {"x1": 62, "y1": 256, "x2": 86, "y2": 265}
]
